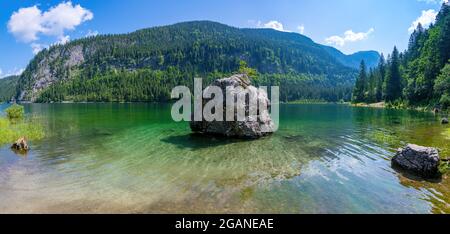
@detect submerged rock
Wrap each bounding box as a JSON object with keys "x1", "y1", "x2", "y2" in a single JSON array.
[
  {"x1": 392, "y1": 144, "x2": 440, "y2": 178},
  {"x1": 11, "y1": 137, "x2": 29, "y2": 153},
  {"x1": 190, "y1": 74, "x2": 275, "y2": 139},
  {"x1": 442, "y1": 118, "x2": 449, "y2": 124}
]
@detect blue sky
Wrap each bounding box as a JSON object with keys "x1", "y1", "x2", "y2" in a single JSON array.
[{"x1": 0, "y1": 0, "x2": 447, "y2": 78}]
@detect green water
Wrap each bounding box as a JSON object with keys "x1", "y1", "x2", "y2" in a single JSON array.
[{"x1": 0, "y1": 103, "x2": 449, "y2": 213}]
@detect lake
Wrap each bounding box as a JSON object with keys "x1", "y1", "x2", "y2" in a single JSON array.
[{"x1": 0, "y1": 103, "x2": 449, "y2": 213}]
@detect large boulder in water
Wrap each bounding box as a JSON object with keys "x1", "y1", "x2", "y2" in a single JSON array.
[
  {"x1": 190, "y1": 74, "x2": 275, "y2": 139},
  {"x1": 392, "y1": 144, "x2": 441, "y2": 178}
]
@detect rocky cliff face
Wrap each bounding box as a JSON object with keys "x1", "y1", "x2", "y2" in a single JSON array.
[{"x1": 19, "y1": 45, "x2": 86, "y2": 102}]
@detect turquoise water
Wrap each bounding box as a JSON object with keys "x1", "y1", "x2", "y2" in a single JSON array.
[{"x1": 0, "y1": 103, "x2": 449, "y2": 213}]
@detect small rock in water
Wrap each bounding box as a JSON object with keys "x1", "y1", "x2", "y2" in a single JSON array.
[
  {"x1": 392, "y1": 120, "x2": 401, "y2": 125},
  {"x1": 392, "y1": 144, "x2": 440, "y2": 178},
  {"x1": 190, "y1": 74, "x2": 275, "y2": 139},
  {"x1": 11, "y1": 137, "x2": 29, "y2": 153},
  {"x1": 442, "y1": 118, "x2": 449, "y2": 124}
]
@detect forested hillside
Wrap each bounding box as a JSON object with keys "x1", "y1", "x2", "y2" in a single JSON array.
[
  {"x1": 352, "y1": 3, "x2": 450, "y2": 109},
  {"x1": 0, "y1": 76, "x2": 19, "y2": 102},
  {"x1": 8, "y1": 21, "x2": 377, "y2": 103}
]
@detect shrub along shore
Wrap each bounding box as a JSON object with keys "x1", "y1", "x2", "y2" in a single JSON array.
[{"x1": 0, "y1": 104, "x2": 45, "y2": 148}]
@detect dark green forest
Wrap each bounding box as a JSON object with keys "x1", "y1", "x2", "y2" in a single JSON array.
[
  {"x1": 352, "y1": 3, "x2": 450, "y2": 110},
  {"x1": 11, "y1": 21, "x2": 381, "y2": 103},
  {"x1": 35, "y1": 64, "x2": 352, "y2": 103},
  {"x1": 0, "y1": 76, "x2": 19, "y2": 102}
]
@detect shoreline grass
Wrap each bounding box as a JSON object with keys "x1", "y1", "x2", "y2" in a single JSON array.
[
  {"x1": 0, "y1": 117, "x2": 45, "y2": 147},
  {"x1": 0, "y1": 104, "x2": 45, "y2": 147}
]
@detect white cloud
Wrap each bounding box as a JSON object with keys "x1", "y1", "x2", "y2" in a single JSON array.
[
  {"x1": 8, "y1": 1, "x2": 93, "y2": 53},
  {"x1": 297, "y1": 25, "x2": 305, "y2": 34},
  {"x1": 0, "y1": 67, "x2": 24, "y2": 78},
  {"x1": 250, "y1": 20, "x2": 289, "y2": 32},
  {"x1": 13, "y1": 68, "x2": 25, "y2": 76},
  {"x1": 41, "y1": 2, "x2": 93, "y2": 38},
  {"x1": 345, "y1": 28, "x2": 375, "y2": 41},
  {"x1": 7, "y1": 6, "x2": 43, "y2": 43},
  {"x1": 263, "y1": 20, "x2": 286, "y2": 31},
  {"x1": 86, "y1": 30, "x2": 99, "y2": 37},
  {"x1": 57, "y1": 35, "x2": 70, "y2": 45},
  {"x1": 325, "y1": 28, "x2": 374, "y2": 47},
  {"x1": 31, "y1": 43, "x2": 47, "y2": 54},
  {"x1": 249, "y1": 20, "x2": 307, "y2": 34},
  {"x1": 325, "y1": 36, "x2": 346, "y2": 47},
  {"x1": 408, "y1": 9, "x2": 438, "y2": 32},
  {"x1": 417, "y1": 0, "x2": 448, "y2": 4}
]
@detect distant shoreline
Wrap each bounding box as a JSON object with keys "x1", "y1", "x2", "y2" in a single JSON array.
[
  {"x1": 3, "y1": 101, "x2": 448, "y2": 114},
  {"x1": 351, "y1": 102, "x2": 385, "y2": 108},
  {"x1": 351, "y1": 102, "x2": 449, "y2": 115}
]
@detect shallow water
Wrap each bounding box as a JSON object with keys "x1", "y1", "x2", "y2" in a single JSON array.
[{"x1": 0, "y1": 103, "x2": 449, "y2": 213}]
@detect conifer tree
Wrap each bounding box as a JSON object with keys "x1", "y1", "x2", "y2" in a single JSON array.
[
  {"x1": 384, "y1": 47, "x2": 402, "y2": 102},
  {"x1": 352, "y1": 60, "x2": 367, "y2": 103},
  {"x1": 375, "y1": 54, "x2": 385, "y2": 102}
]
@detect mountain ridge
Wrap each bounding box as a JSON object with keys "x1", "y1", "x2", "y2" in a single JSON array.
[
  {"x1": 321, "y1": 45, "x2": 380, "y2": 69},
  {"x1": 8, "y1": 20, "x2": 379, "y2": 103}
]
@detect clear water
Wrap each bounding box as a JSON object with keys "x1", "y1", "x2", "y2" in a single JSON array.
[{"x1": 0, "y1": 103, "x2": 449, "y2": 213}]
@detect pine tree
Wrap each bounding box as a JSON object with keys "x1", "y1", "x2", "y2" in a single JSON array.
[
  {"x1": 352, "y1": 60, "x2": 367, "y2": 103},
  {"x1": 375, "y1": 54, "x2": 385, "y2": 102},
  {"x1": 434, "y1": 61, "x2": 450, "y2": 109},
  {"x1": 367, "y1": 68, "x2": 377, "y2": 103},
  {"x1": 407, "y1": 23, "x2": 424, "y2": 60},
  {"x1": 436, "y1": 3, "x2": 450, "y2": 68},
  {"x1": 384, "y1": 47, "x2": 402, "y2": 102}
]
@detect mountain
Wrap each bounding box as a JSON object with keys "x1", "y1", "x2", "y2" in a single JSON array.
[
  {"x1": 322, "y1": 46, "x2": 380, "y2": 69},
  {"x1": 0, "y1": 75, "x2": 19, "y2": 102},
  {"x1": 10, "y1": 21, "x2": 379, "y2": 103}
]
